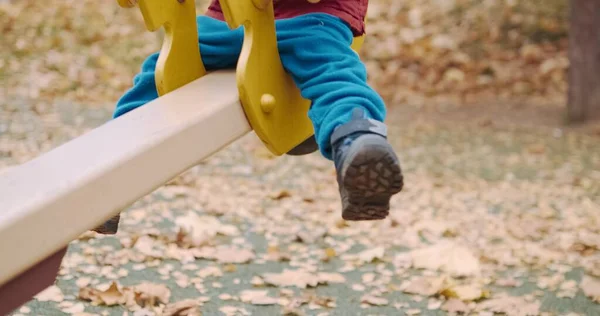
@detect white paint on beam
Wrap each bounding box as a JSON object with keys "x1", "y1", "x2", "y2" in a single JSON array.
[{"x1": 0, "y1": 70, "x2": 251, "y2": 286}]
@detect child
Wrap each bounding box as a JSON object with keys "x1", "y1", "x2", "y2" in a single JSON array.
[{"x1": 93, "y1": 0, "x2": 404, "y2": 234}]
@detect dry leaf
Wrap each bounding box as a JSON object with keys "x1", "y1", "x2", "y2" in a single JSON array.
[
  {"x1": 263, "y1": 269, "x2": 319, "y2": 288},
  {"x1": 239, "y1": 290, "x2": 278, "y2": 305},
  {"x1": 163, "y1": 299, "x2": 202, "y2": 316},
  {"x1": 581, "y1": 275, "x2": 600, "y2": 302},
  {"x1": 61, "y1": 302, "x2": 85, "y2": 314},
  {"x1": 361, "y1": 295, "x2": 389, "y2": 306},
  {"x1": 441, "y1": 298, "x2": 470, "y2": 313},
  {"x1": 495, "y1": 278, "x2": 522, "y2": 287},
  {"x1": 219, "y1": 305, "x2": 250, "y2": 316},
  {"x1": 357, "y1": 247, "x2": 385, "y2": 263},
  {"x1": 78, "y1": 282, "x2": 130, "y2": 306},
  {"x1": 322, "y1": 248, "x2": 336, "y2": 262},
  {"x1": 410, "y1": 242, "x2": 481, "y2": 277},
  {"x1": 476, "y1": 296, "x2": 541, "y2": 316},
  {"x1": 441, "y1": 284, "x2": 487, "y2": 301},
  {"x1": 133, "y1": 235, "x2": 163, "y2": 258},
  {"x1": 133, "y1": 282, "x2": 171, "y2": 306},
  {"x1": 76, "y1": 277, "x2": 92, "y2": 288},
  {"x1": 35, "y1": 285, "x2": 64, "y2": 302},
  {"x1": 427, "y1": 298, "x2": 443, "y2": 310},
  {"x1": 196, "y1": 266, "x2": 223, "y2": 278},
  {"x1": 270, "y1": 190, "x2": 292, "y2": 200},
  {"x1": 296, "y1": 229, "x2": 326, "y2": 244},
  {"x1": 251, "y1": 276, "x2": 265, "y2": 286},
  {"x1": 175, "y1": 213, "x2": 239, "y2": 247},
  {"x1": 401, "y1": 276, "x2": 446, "y2": 296},
  {"x1": 214, "y1": 246, "x2": 255, "y2": 264},
  {"x1": 317, "y1": 272, "x2": 346, "y2": 284},
  {"x1": 78, "y1": 281, "x2": 169, "y2": 308}
]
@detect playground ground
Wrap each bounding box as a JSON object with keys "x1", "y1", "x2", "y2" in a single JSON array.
[{"x1": 1, "y1": 96, "x2": 599, "y2": 315}]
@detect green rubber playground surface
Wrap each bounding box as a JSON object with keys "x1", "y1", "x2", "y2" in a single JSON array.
[{"x1": 2, "y1": 100, "x2": 599, "y2": 316}]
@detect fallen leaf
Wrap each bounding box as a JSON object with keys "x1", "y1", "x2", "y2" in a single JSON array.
[
  {"x1": 251, "y1": 276, "x2": 265, "y2": 286},
  {"x1": 441, "y1": 283, "x2": 487, "y2": 301},
  {"x1": 581, "y1": 275, "x2": 600, "y2": 302},
  {"x1": 358, "y1": 246, "x2": 385, "y2": 263},
  {"x1": 78, "y1": 282, "x2": 130, "y2": 306},
  {"x1": 443, "y1": 68, "x2": 465, "y2": 83},
  {"x1": 427, "y1": 298, "x2": 443, "y2": 310},
  {"x1": 527, "y1": 143, "x2": 546, "y2": 155},
  {"x1": 495, "y1": 278, "x2": 522, "y2": 287},
  {"x1": 196, "y1": 266, "x2": 223, "y2": 278},
  {"x1": 175, "y1": 213, "x2": 239, "y2": 247},
  {"x1": 270, "y1": 190, "x2": 292, "y2": 200},
  {"x1": 317, "y1": 272, "x2": 346, "y2": 284},
  {"x1": 163, "y1": 299, "x2": 202, "y2": 316},
  {"x1": 401, "y1": 276, "x2": 446, "y2": 296},
  {"x1": 361, "y1": 295, "x2": 389, "y2": 306},
  {"x1": 239, "y1": 290, "x2": 278, "y2": 305},
  {"x1": 219, "y1": 306, "x2": 250, "y2": 316},
  {"x1": 35, "y1": 285, "x2": 64, "y2": 302},
  {"x1": 76, "y1": 277, "x2": 92, "y2": 288},
  {"x1": 296, "y1": 229, "x2": 326, "y2": 244},
  {"x1": 476, "y1": 296, "x2": 540, "y2": 316},
  {"x1": 263, "y1": 269, "x2": 319, "y2": 288},
  {"x1": 214, "y1": 246, "x2": 255, "y2": 264},
  {"x1": 352, "y1": 284, "x2": 366, "y2": 291},
  {"x1": 62, "y1": 302, "x2": 85, "y2": 314},
  {"x1": 410, "y1": 242, "x2": 481, "y2": 277},
  {"x1": 133, "y1": 235, "x2": 163, "y2": 258},
  {"x1": 322, "y1": 247, "x2": 337, "y2": 262},
  {"x1": 133, "y1": 282, "x2": 171, "y2": 306},
  {"x1": 441, "y1": 298, "x2": 470, "y2": 313}
]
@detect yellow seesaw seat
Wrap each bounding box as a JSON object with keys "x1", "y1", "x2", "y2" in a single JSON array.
[{"x1": 117, "y1": 0, "x2": 366, "y2": 156}]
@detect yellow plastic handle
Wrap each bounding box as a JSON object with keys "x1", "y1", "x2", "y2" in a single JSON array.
[
  {"x1": 118, "y1": 0, "x2": 207, "y2": 96},
  {"x1": 220, "y1": 0, "x2": 315, "y2": 155},
  {"x1": 220, "y1": 0, "x2": 366, "y2": 155}
]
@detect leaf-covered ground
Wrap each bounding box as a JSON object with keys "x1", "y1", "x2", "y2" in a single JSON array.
[
  {"x1": 2, "y1": 100, "x2": 600, "y2": 316},
  {"x1": 2, "y1": 0, "x2": 600, "y2": 315},
  {"x1": 1, "y1": 0, "x2": 569, "y2": 106}
]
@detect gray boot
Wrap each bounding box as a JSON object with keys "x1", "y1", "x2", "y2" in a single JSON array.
[{"x1": 330, "y1": 108, "x2": 404, "y2": 220}]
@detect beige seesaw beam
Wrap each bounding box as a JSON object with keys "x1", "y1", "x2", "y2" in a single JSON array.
[{"x1": 0, "y1": 70, "x2": 250, "y2": 310}]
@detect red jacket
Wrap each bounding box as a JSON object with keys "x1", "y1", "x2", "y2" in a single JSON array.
[{"x1": 206, "y1": 0, "x2": 368, "y2": 36}]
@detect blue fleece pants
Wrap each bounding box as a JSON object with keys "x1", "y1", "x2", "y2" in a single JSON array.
[{"x1": 114, "y1": 13, "x2": 386, "y2": 159}]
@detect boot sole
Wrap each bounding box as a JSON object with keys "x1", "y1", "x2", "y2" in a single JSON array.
[
  {"x1": 92, "y1": 214, "x2": 120, "y2": 235},
  {"x1": 340, "y1": 135, "x2": 404, "y2": 221}
]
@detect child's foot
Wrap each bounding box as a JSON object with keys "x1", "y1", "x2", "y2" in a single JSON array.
[
  {"x1": 92, "y1": 214, "x2": 120, "y2": 235},
  {"x1": 331, "y1": 109, "x2": 404, "y2": 221},
  {"x1": 286, "y1": 135, "x2": 318, "y2": 156}
]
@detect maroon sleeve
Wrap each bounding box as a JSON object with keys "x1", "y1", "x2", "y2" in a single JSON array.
[
  {"x1": 205, "y1": 0, "x2": 225, "y2": 21},
  {"x1": 204, "y1": 0, "x2": 368, "y2": 36}
]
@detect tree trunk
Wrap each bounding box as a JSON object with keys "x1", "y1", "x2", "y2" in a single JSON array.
[{"x1": 567, "y1": 0, "x2": 600, "y2": 123}]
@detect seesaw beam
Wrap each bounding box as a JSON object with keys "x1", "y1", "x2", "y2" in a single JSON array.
[{"x1": 0, "y1": 70, "x2": 250, "y2": 314}]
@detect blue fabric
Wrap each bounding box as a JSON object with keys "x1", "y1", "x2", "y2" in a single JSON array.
[{"x1": 114, "y1": 13, "x2": 386, "y2": 159}]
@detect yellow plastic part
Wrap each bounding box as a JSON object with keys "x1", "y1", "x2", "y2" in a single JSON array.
[
  {"x1": 117, "y1": 0, "x2": 207, "y2": 96},
  {"x1": 118, "y1": 0, "x2": 366, "y2": 154},
  {"x1": 220, "y1": 0, "x2": 365, "y2": 156}
]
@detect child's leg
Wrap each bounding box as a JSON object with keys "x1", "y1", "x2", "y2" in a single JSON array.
[
  {"x1": 93, "y1": 16, "x2": 243, "y2": 235},
  {"x1": 276, "y1": 13, "x2": 404, "y2": 220}
]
